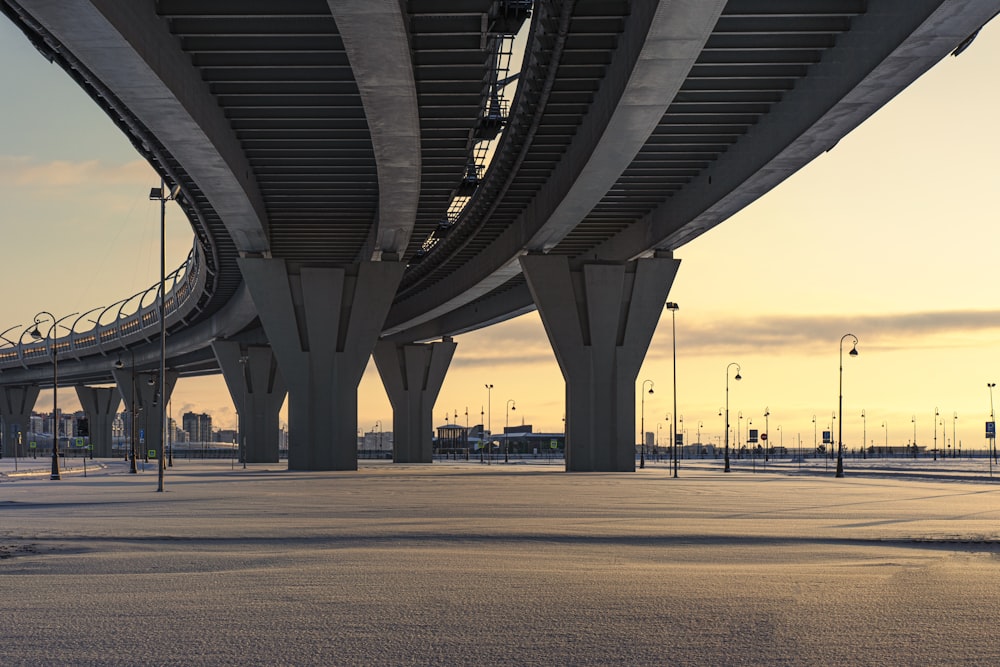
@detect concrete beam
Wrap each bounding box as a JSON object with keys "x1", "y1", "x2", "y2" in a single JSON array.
[
  {"x1": 17, "y1": 0, "x2": 269, "y2": 253},
  {"x1": 521, "y1": 253, "x2": 680, "y2": 472},
  {"x1": 329, "y1": 1, "x2": 420, "y2": 260},
  {"x1": 373, "y1": 338, "x2": 457, "y2": 463}
]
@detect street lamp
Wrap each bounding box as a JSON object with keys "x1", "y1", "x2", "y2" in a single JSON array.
[
  {"x1": 836, "y1": 333, "x2": 858, "y2": 478},
  {"x1": 763, "y1": 408, "x2": 769, "y2": 464},
  {"x1": 486, "y1": 384, "x2": 493, "y2": 465},
  {"x1": 881, "y1": 420, "x2": 887, "y2": 458},
  {"x1": 149, "y1": 181, "x2": 180, "y2": 492},
  {"x1": 697, "y1": 420, "x2": 703, "y2": 457},
  {"x1": 666, "y1": 301, "x2": 679, "y2": 478},
  {"x1": 29, "y1": 312, "x2": 74, "y2": 481},
  {"x1": 812, "y1": 415, "x2": 817, "y2": 457},
  {"x1": 861, "y1": 409, "x2": 866, "y2": 459},
  {"x1": 113, "y1": 351, "x2": 139, "y2": 474},
  {"x1": 724, "y1": 363, "x2": 741, "y2": 472},
  {"x1": 640, "y1": 380, "x2": 654, "y2": 469},
  {"x1": 912, "y1": 415, "x2": 917, "y2": 458},
  {"x1": 933, "y1": 407, "x2": 940, "y2": 461},
  {"x1": 504, "y1": 399, "x2": 515, "y2": 463},
  {"x1": 953, "y1": 412, "x2": 958, "y2": 459}
]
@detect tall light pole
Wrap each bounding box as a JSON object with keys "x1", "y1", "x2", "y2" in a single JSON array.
[
  {"x1": 763, "y1": 408, "x2": 769, "y2": 464},
  {"x1": 114, "y1": 350, "x2": 139, "y2": 474},
  {"x1": 933, "y1": 407, "x2": 940, "y2": 461},
  {"x1": 989, "y1": 383, "x2": 997, "y2": 465},
  {"x1": 150, "y1": 181, "x2": 179, "y2": 492},
  {"x1": 666, "y1": 301, "x2": 679, "y2": 478},
  {"x1": 504, "y1": 399, "x2": 515, "y2": 463},
  {"x1": 912, "y1": 415, "x2": 917, "y2": 458},
  {"x1": 640, "y1": 380, "x2": 654, "y2": 469},
  {"x1": 837, "y1": 333, "x2": 859, "y2": 478},
  {"x1": 697, "y1": 420, "x2": 703, "y2": 456},
  {"x1": 953, "y1": 412, "x2": 958, "y2": 458},
  {"x1": 861, "y1": 409, "x2": 866, "y2": 459},
  {"x1": 881, "y1": 420, "x2": 887, "y2": 458},
  {"x1": 484, "y1": 384, "x2": 493, "y2": 464},
  {"x1": 812, "y1": 415, "x2": 817, "y2": 457},
  {"x1": 724, "y1": 363, "x2": 741, "y2": 472},
  {"x1": 30, "y1": 312, "x2": 76, "y2": 481}
]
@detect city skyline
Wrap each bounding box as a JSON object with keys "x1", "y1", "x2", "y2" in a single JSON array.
[{"x1": 2, "y1": 17, "x2": 1000, "y2": 452}]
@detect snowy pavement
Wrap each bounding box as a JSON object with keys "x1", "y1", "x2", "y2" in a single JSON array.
[{"x1": 2, "y1": 458, "x2": 1000, "y2": 666}]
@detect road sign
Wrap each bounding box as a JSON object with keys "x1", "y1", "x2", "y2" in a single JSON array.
[
  {"x1": 748, "y1": 429, "x2": 758, "y2": 444},
  {"x1": 29, "y1": 442, "x2": 36, "y2": 449},
  {"x1": 674, "y1": 433, "x2": 683, "y2": 446},
  {"x1": 550, "y1": 439, "x2": 558, "y2": 449},
  {"x1": 822, "y1": 430, "x2": 832, "y2": 444},
  {"x1": 987, "y1": 421, "x2": 995, "y2": 438}
]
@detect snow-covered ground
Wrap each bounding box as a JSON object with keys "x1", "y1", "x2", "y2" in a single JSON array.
[{"x1": 2, "y1": 457, "x2": 999, "y2": 666}]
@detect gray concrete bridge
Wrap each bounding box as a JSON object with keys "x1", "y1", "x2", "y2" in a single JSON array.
[{"x1": 1, "y1": 0, "x2": 997, "y2": 471}]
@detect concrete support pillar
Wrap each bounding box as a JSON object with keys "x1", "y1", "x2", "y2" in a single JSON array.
[
  {"x1": 0, "y1": 385, "x2": 40, "y2": 458},
  {"x1": 239, "y1": 258, "x2": 405, "y2": 471},
  {"x1": 74, "y1": 386, "x2": 122, "y2": 458},
  {"x1": 112, "y1": 368, "x2": 178, "y2": 461},
  {"x1": 212, "y1": 341, "x2": 287, "y2": 464},
  {"x1": 373, "y1": 337, "x2": 457, "y2": 463},
  {"x1": 520, "y1": 253, "x2": 681, "y2": 472}
]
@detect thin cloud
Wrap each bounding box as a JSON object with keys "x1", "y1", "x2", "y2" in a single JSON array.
[
  {"x1": 0, "y1": 156, "x2": 154, "y2": 187},
  {"x1": 658, "y1": 309, "x2": 1000, "y2": 357}
]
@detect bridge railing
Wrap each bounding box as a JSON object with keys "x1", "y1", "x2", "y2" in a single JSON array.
[{"x1": 0, "y1": 240, "x2": 208, "y2": 371}]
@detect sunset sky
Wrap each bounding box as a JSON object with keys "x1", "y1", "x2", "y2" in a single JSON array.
[{"x1": 2, "y1": 16, "x2": 999, "y2": 452}]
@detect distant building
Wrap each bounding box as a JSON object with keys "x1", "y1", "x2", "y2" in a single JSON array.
[{"x1": 183, "y1": 412, "x2": 212, "y2": 442}]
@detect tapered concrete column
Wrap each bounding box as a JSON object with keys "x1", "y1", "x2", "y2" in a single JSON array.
[
  {"x1": 239, "y1": 258, "x2": 405, "y2": 471},
  {"x1": 112, "y1": 368, "x2": 178, "y2": 461},
  {"x1": 0, "y1": 385, "x2": 40, "y2": 458},
  {"x1": 373, "y1": 337, "x2": 457, "y2": 463},
  {"x1": 212, "y1": 341, "x2": 287, "y2": 464},
  {"x1": 520, "y1": 253, "x2": 681, "y2": 472},
  {"x1": 74, "y1": 386, "x2": 122, "y2": 458}
]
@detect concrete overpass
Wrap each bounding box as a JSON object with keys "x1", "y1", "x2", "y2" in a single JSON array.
[{"x1": 1, "y1": 0, "x2": 997, "y2": 471}]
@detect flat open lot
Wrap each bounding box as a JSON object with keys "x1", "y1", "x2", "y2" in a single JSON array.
[{"x1": 3, "y1": 458, "x2": 1000, "y2": 666}]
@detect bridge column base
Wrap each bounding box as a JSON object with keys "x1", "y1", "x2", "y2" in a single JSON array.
[
  {"x1": 521, "y1": 253, "x2": 680, "y2": 472},
  {"x1": 373, "y1": 338, "x2": 457, "y2": 463},
  {"x1": 74, "y1": 386, "x2": 122, "y2": 458},
  {"x1": 0, "y1": 385, "x2": 40, "y2": 458},
  {"x1": 112, "y1": 369, "x2": 178, "y2": 461},
  {"x1": 212, "y1": 341, "x2": 287, "y2": 464},
  {"x1": 239, "y1": 258, "x2": 405, "y2": 471}
]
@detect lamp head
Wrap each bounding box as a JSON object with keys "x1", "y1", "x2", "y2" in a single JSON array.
[
  {"x1": 147, "y1": 376, "x2": 156, "y2": 386},
  {"x1": 149, "y1": 187, "x2": 163, "y2": 200},
  {"x1": 29, "y1": 326, "x2": 42, "y2": 340},
  {"x1": 647, "y1": 386, "x2": 654, "y2": 395},
  {"x1": 849, "y1": 344, "x2": 858, "y2": 357},
  {"x1": 666, "y1": 302, "x2": 679, "y2": 311},
  {"x1": 113, "y1": 357, "x2": 124, "y2": 370},
  {"x1": 734, "y1": 373, "x2": 742, "y2": 381}
]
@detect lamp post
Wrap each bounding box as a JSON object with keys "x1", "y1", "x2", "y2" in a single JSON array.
[
  {"x1": 953, "y1": 412, "x2": 958, "y2": 459},
  {"x1": 149, "y1": 181, "x2": 180, "y2": 492},
  {"x1": 812, "y1": 415, "x2": 817, "y2": 457},
  {"x1": 912, "y1": 415, "x2": 917, "y2": 458},
  {"x1": 665, "y1": 413, "x2": 671, "y2": 464},
  {"x1": 724, "y1": 363, "x2": 741, "y2": 472},
  {"x1": 640, "y1": 380, "x2": 654, "y2": 469},
  {"x1": 836, "y1": 333, "x2": 859, "y2": 478},
  {"x1": 666, "y1": 301, "x2": 679, "y2": 478},
  {"x1": 738, "y1": 412, "x2": 744, "y2": 458},
  {"x1": 861, "y1": 409, "x2": 866, "y2": 459},
  {"x1": 763, "y1": 408, "x2": 769, "y2": 464},
  {"x1": 882, "y1": 421, "x2": 887, "y2": 458},
  {"x1": 504, "y1": 399, "x2": 515, "y2": 463},
  {"x1": 990, "y1": 383, "x2": 997, "y2": 464},
  {"x1": 484, "y1": 384, "x2": 493, "y2": 464},
  {"x1": 30, "y1": 312, "x2": 77, "y2": 481},
  {"x1": 697, "y1": 420, "x2": 703, "y2": 457},
  {"x1": 933, "y1": 407, "x2": 940, "y2": 461},
  {"x1": 113, "y1": 350, "x2": 139, "y2": 474}
]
